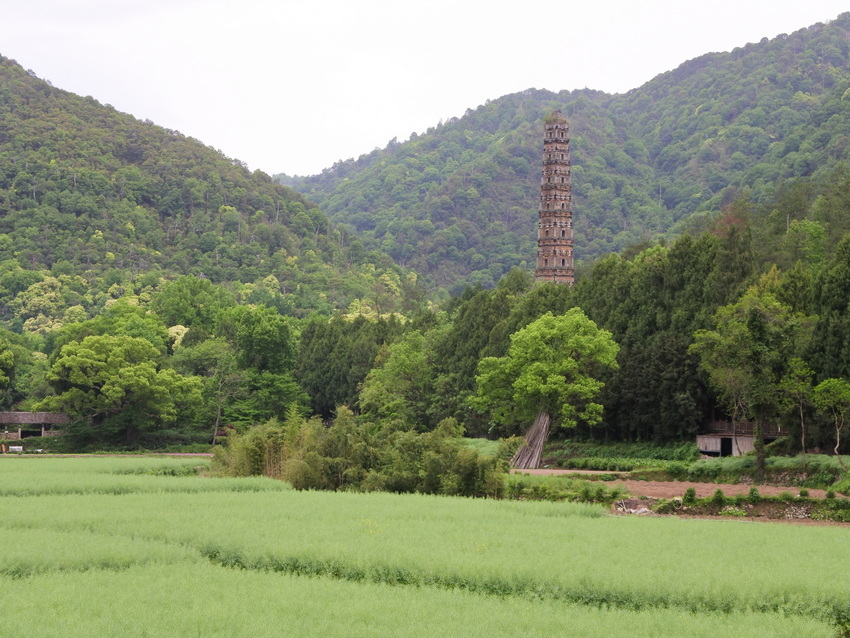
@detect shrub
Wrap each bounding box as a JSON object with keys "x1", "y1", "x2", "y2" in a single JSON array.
[
  {"x1": 711, "y1": 489, "x2": 726, "y2": 507},
  {"x1": 671, "y1": 443, "x2": 701, "y2": 462},
  {"x1": 831, "y1": 476, "x2": 850, "y2": 496},
  {"x1": 545, "y1": 440, "x2": 699, "y2": 462},
  {"x1": 748, "y1": 487, "x2": 761, "y2": 503},
  {"x1": 496, "y1": 436, "x2": 525, "y2": 464},
  {"x1": 213, "y1": 408, "x2": 505, "y2": 498},
  {"x1": 683, "y1": 487, "x2": 697, "y2": 505}
]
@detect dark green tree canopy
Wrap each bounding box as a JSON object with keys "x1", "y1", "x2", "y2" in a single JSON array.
[{"x1": 40, "y1": 334, "x2": 202, "y2": 445}]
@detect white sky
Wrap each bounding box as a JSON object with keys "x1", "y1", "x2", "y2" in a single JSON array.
[{"x1": 2, "y1": 1, "x2": 848, "y2": 176}]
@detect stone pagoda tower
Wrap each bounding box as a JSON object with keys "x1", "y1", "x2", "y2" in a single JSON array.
[{"x1": 535, "y1": 111, "x2": 574, "y2": 284}]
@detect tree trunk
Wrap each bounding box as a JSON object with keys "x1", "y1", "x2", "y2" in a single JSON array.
[
  {"x1": 754, "y1": 415, "x2": 766, "y2": 481},
  {"x1": 732, "y1": 402, "x2": 741, "y2": 457},
  {"x1": 799, "y1": 399, "x2": 807, "y2": 469},
  {"x1": 835, "y1": 420, "x2": 847, "y2": 474},
  {"x1": 211, "y1": 378, "x2": 223, "y2": 446}
]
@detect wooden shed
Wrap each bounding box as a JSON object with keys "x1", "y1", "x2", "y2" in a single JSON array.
[
  {"x1": 0, "y1": 412, "x2": 69, "y2": 440},
  {"x1": 696, "y1": 419, "x2": 780, "y2": 457}
]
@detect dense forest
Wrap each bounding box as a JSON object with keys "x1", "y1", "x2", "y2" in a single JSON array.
[
  {"x1": 1, "y1": 14, "x2": 850, "y2": 488},
  {"x1": 0, "y1": 55, "x2": 426, "y2": 325},
  {"x1": 284, "y1": 13, "x2": 850, "y2": 293}
]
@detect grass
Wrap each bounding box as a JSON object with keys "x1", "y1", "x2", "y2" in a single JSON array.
[
  {"x1": 461, "y1": 437, "x2": 501, "y2": 458},
  {"x1": 0, "y1": 456, "x2": 847, "y2": 636},
  {"x1": 685, "y1": 454, "x2": 849, "y2": 489},
  {"x1": 547, "y1": 442, "x2": 850, "y2": 492},
  {"x1": 3, "y1": 563, "x2": 834, "y2": 638},
  {"x1": 506, "y1": 472, "x2": 627, "y2": 503},
  {"x1": 0, "y1": 456, "x2": 286, "y2": 496},
  {"x1": 545, "y1": 440, "x2": 700, "y2": 462}
]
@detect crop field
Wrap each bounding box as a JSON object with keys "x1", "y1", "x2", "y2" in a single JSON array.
[{"x1": 0, "y1": 457, "x2": 847, "y2": 636}]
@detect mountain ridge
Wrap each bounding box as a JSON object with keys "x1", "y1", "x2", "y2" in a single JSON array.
[
  {"x1": 0, "y1": 55, "x2": 422, "y2": 327},
  {"x1": 283, "y1": 13, "x2": 850, "y2": 292}
]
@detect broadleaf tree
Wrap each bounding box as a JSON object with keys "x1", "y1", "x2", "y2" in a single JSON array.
[
  {"x1": 690, "y1": 288, "x2": 815, "y2": 478},
  {"x1": 812, "y1": 377, "x2": 850, "y2": 474},
  {"x1": 40, "y1": 335, "x2": 202, "y2": 446},
  {"x1": 471, "y1": 308, "x2": 619, "y2": 436}
]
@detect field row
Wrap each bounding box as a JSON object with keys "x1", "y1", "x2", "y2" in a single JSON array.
[{"x1": 0, "y1": 457, "x2": 846, "y2": 636}]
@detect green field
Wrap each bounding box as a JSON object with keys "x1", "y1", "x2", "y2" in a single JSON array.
[{"x1": 0, "y1": 457, "x2": 847, "y2": 636}]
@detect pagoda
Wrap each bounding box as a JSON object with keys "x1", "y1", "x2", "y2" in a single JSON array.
[{"x1": 535, "y1": 111, "x2": 574, "y2": 284}]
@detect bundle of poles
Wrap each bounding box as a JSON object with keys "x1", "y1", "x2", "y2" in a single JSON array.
[{"x1": 510, "y1": 411, "x2": 550, "y2": 470}]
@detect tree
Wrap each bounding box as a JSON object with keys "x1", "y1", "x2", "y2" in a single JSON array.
[
  {"x1": 690, "y1": 289, "x2": 815, "y2": 478},
  {"x1": 359, "y1": 330, "x2": 435, "y2": 429},
  {"x1": 171, "y1": 337, "x2": 243, "y2": 445},
  {"x1": 0, "y1": 337, "x2": 15, "y2": 404},
  {"x1": 779, "y1": 357, "x2": 814, "y2": 463},
  {"x1": 151, "y1": 276, "x2": 236, "y2": 345},
  {"x1": 41, "y1": 335, "x2": 202, "y2": 446},
  {"x1": 220, "y1": 305, "x2": 296, "y2": 374},
  {"x1": 471, "y1": 309, "x2": 619, "y2": 435},
  {"x1": 812, "y1": 377, "x2": 850, "y2": 474},
  {"x1": 50, "y1": 301, "x2": 170, "y2": 357}
]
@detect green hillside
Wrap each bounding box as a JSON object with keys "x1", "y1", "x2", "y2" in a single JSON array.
[
  {"x1": 0, "y1": 55, "x2": 419, "y2": 325},
  {"x1": 3, "y1": 14, "x2": 850, "y2": 456},
  {"x1": 285, "y1": 13, "x2": 850, "y2": 292}
]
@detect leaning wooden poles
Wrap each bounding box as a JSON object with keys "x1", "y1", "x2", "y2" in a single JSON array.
[{"x1": 511, "y1": 411, "x2": 551, "y2": 470}]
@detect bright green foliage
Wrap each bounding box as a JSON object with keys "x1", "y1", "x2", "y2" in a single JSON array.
[
  {"x1": 170, "y1": 337, "x2": 243, "y2": 443},
  {"x1": 359, "y1": 331, "x2": 435, "y2": 429},
  {"x1": 218, "y1": 304, "x2": 296, "y2": 374},
  {"x1": 151, "y1": 276, "x2": 236, "y2": 345},
  {"x1": 212, "y1": 304, "x2": 305, "y2": 426},
  {"x1": 224, "y1": 370, "x2": 307, "y2": 426},
  {"x1": 691, "y1": 288, "x2": 815, "y2": 476},
  {"x1": 780, "y1": 357, "x2": 815, "y2": 457},
  {"x1": 812, "y1": 377, "x2": 850, "y2": 473},
  {"x1": 214, "y1": 408, "x2": 505, "y2": 497},
  {"x1": 171, "y1": 302, "x2": 305, "y2": 430},
  {"x1": 0, "y1": 337, "x2": 14, "y2": 395},
  {"x1": 473, "y1": 309, "x2": 619, "y2": 434},
  {"x1": 40, "y1": 335, "x2": 202, "y2": 446},
  {"x1": 50, "y1": 301, "x2": 171, "y2": 356}
]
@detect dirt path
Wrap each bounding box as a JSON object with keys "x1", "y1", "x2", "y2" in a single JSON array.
[{"x1": 512, "y1": 468, "x2": 835, "y2": 499}]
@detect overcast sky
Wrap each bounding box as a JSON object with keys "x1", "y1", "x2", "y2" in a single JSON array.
[{"x1": 2, "y1": 1, "x2": 848, "y2": 176}]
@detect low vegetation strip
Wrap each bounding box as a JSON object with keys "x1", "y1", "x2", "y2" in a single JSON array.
[
  {"x1": 0, "y1": 456, "x2": 289, "y2": 496},
  {"x1": 0, "y1": 526, "x2": 193, "y2": 578},
  {"x1": 545, "y1": 447, "x2": 850, "y2": 492},
  {"x1": 1, "y1": 458, "x2": 848, "y2": 635},
  {"x1": 1, "y1": 563, "x2": 834, "y2": 638}
]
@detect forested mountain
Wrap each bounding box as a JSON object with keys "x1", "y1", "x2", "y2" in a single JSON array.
[
  {"x1": 0, "y1": 53, "x2": 433, "y2": 448},
  {"x1": 284, "y1": 13, "x2": 850, "y2": 292},
  {"x1": 3, "y1": 13, "x2": 850, "y2": 459},
  {"x1": 0, "y1": 55, "x2": 422, "y2": 327}
]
